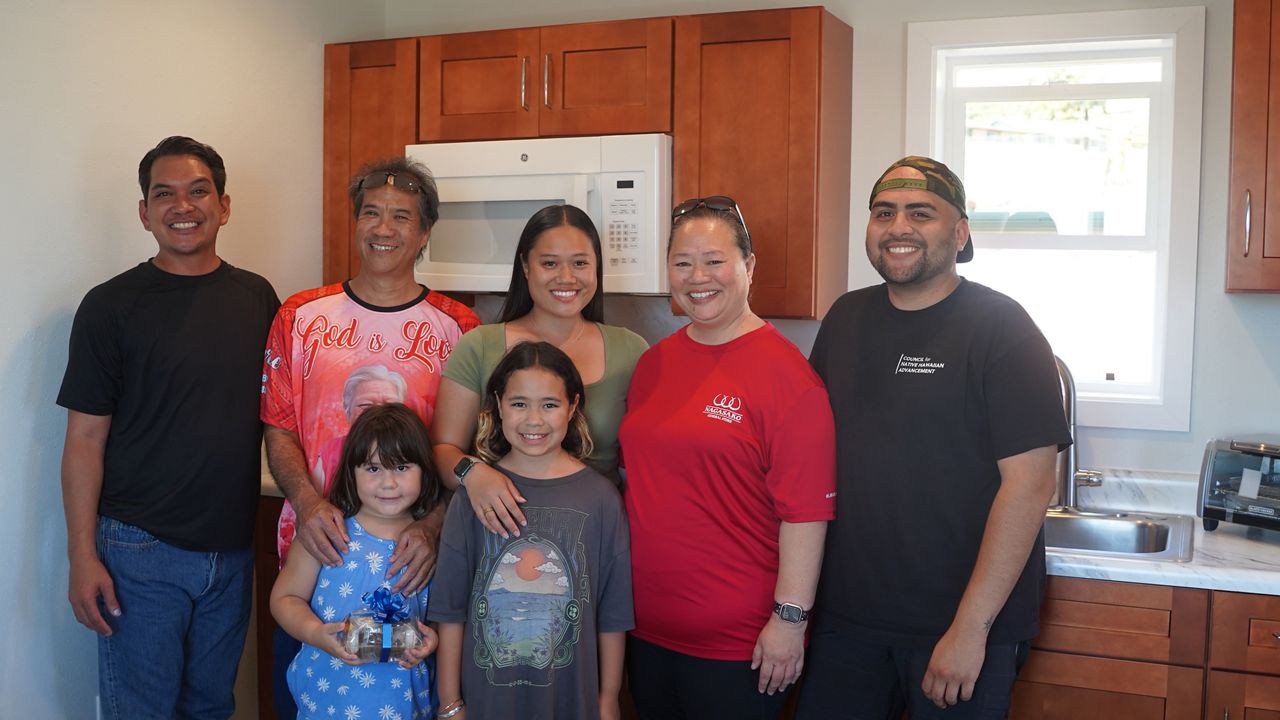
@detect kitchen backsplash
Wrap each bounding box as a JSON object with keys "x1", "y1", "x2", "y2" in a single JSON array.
[{"x1": 1075, "y1": 468, "x2": 1200, "y2": 516}]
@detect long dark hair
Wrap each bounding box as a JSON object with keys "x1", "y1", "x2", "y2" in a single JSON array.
[
  {"x1": 330, "y1": 403, "x2": 443, "y2": 520},
  {"x1": 475, "y1": 342, "x2": 593, "y2": 464},
  {"x1": 498, "y1": 204, "x2": 605, "y2": 323}
]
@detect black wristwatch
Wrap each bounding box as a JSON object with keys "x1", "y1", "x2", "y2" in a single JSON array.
[
  {"x1": 453, "y1": 456, "x2": 480, "y2": 486},
  {"x1": 773, "y1": 602, "x2": 810, "y2": 624}
]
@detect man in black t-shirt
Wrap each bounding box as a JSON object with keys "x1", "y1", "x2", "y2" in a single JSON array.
[
  {"x1": 57, "y1": 136, "x2": 279, "y2": 719},
  {"x1": 798, "y1": 156, "x2": 1070, "y2": 719}
]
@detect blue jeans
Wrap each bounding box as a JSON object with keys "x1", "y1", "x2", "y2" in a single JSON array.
[{"x1": 96, "y1": 517, "x2": 253, "y2": 720}]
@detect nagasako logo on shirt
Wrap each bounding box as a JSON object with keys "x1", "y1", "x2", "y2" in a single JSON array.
[{"x1": 703, "y1": 393, "x2": 744, "y2": 424}]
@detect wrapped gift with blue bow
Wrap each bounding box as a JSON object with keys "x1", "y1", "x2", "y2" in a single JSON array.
[{"x1": 341, "y1": 586, "x2": 423, "y2": 662}]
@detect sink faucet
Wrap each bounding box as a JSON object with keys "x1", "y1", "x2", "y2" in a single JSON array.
[{"x1": 1054, "y1": 356, "x2": 1102, "y2": 511}]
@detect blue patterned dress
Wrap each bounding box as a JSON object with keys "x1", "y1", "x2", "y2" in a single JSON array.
[{"x1": 287, "y1": 516, "x2": 433, "y2": 720}]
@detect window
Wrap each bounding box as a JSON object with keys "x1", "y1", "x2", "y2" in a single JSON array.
[{"x1": 906, "y1": 8, "x2": 1205, "y2": 431}]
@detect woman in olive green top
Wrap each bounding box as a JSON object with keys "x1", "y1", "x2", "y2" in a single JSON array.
[{"x1": 432, "y1": 204, "x2": 647, "y2": 537}]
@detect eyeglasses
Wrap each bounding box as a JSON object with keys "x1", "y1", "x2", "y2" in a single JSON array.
[
  {"x1": 357, "y1": 172, "x2": 425, "y2": 195},
  {"x1": 671, "y1": 196, "x2": 751, "y2": 243}
]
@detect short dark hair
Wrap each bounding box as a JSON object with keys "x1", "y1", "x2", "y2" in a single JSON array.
[
  {"x1": 475, "y1": 341, "x2": 593, "y2": 464},
  {"x1": 138, "y1": 136, "x2": 227, "y2": 199},
  {"x1": 349, "y1": 157, "x2": 440, "y2": 234},
  {"x1": 329, "y1": 403, "x2": 444, "y2": 521},
  {"x1": 499, "y1": 204, "x2": 605, "y2": 324},
  {"x1": 669, "y1": 206, "x2": 752, "y2": 260}
]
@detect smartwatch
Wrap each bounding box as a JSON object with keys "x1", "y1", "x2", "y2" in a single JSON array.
[
  {"x1": 453, "y1": 456, "x2": 480, "y2": 486},
  {"x1": 773, "y1": 602, "x2": 810, "y2": 624}
]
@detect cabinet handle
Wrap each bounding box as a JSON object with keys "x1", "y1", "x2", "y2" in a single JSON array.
[
  {"x1": 520, "y1": 56, "x2": 529, "y2": 111},
  {"x1": 1244, "y1": 189, "x2": 1252, "y2": 258},
  {"x1": 543, "y1": 53, "x2": 552, "y2": 109}
]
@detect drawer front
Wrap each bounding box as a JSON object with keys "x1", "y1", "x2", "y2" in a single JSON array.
[
  {"x1": 1212, "y1": 591, "x2": 1280, "y2": 675},
  {"x1": 1034, "y1": 577, "x2": 1208, "y2": 667},
  {"x1": 1011, "y1": 650, "x2": 1203, "y2": 720}
]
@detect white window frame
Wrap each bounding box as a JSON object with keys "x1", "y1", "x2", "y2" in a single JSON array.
[{"x1": 905, "y1": 7, "x2": 1205, "y2": 432}]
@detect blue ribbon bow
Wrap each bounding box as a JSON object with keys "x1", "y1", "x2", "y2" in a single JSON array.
[{"x1": 361, "y1": 587, "x2": 410, "y2": 624}]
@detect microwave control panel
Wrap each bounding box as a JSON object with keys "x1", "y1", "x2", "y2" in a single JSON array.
[{"x1": 599, "y1": 171, "x2": 666, "y2": 293}]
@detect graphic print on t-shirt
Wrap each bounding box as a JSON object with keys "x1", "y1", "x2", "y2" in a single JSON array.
[
  {"x1": 472, "y1": 505, "x2": 588, "y2": 686},
  {"x1": 701, "y1": 392, "x2": 744, "y2": 425},
  {"x1": 894, "y1": 353, "x2": 947, "y2": 376}
]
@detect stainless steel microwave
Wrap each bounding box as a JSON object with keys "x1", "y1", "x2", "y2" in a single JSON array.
[
  {"x1": 1199, "y1": 437, "x2": 1280, "y2": 532},
  {"x1": 406, "y1": 133, "x2": 671, "y2": 295}
]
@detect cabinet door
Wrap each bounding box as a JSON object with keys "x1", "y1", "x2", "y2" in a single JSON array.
[
  {"x1": 1227, "y1": 0, "x2": 1280, "y2": 291},
  {"x1": 419, "y1": 28, "x2": 540, "y2": 142},
  {"x1": 324, "y1": 40, "x2": 419, "y2": 285},
  {"x1": 1034, "y1": 576, "x2": 1208, "y2": 666},
  {"x1": 254, "y1": 495, "x2": 286, "y2": 720},
  {"x1": 1211, "y1": 591, "x2": 1280, "y2": 675},
  {"x1": 538, "y1": 18, "x2": 672, "y2": 137},
  {"x1": 674, "y1": 8, "x2": 851, "y2": 319},
  {"x1": 1010, "y1": 650, "x2": 1202, "y2": 720},
  {"x1": 1206, "y1": 670, "x2": 1280, "y2": 719}
]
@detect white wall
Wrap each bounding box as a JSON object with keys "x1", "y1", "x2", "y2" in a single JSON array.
[
  {"x1": 386, "y1": 0, "x2": 1280, "y2": 477},
  {"x1": 0, "y1": 1, "x2": 382, "y2": 714},
  {"x1": 5, "y1": 0, "x2": 1277, "y2": 713}
]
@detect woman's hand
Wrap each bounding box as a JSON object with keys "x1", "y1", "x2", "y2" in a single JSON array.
[
  {"x1": 398, "y1": 621, "x2": 439, "y2": 669},
  {"x1": 310, "y1": 621, "x2": 363, "y2": 665},
  {"x1": 751, "y1": 615, "x2": 806, "y2": 695},
  {"x1": 464, "y1": 462, "x2": 527, "y2": 538}
]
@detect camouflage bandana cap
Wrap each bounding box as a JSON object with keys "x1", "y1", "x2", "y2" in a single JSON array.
[{"x1": 869, "y1": 155, "x2": 974, "y2": 263}]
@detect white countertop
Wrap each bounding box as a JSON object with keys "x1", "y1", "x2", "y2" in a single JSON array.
[
  {"x1": 1048, "y1": 520, "x2": 1280, "y2": 594},
  {"x1": 1047, "y1": 468, "x2": 1280, "y2": 594}
]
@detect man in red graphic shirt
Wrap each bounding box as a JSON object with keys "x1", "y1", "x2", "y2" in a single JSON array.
[{"x1": 260, "y1": 156, "x2": 479, "y2": 716}]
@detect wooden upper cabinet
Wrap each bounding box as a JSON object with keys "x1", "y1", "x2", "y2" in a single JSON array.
[
  {"x1": 419, "y1": 29, "x2": 539, "y2": 141},
  {"x1": 323, "y1": 39, "x2": 419, "y2": 285},
  {"x1": 419, "y1": 18, "x2": 672, "y2": 142},
  {"x1": 1227, "y1": 0, "x2": 1280, "y2": 291},
  {"x1": 540, "y1": 18, "x2": 672, "y2": 136},
  {"x1": 674, "y1": 8, "x2": 852, "y2": 319}
]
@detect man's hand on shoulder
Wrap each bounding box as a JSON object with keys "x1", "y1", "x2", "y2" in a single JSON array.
[
  {"x1": 293, "y1": 494, "x2": 348, "y2": 567},
  {"x1": 387, "y1": 503, "x2": 445, "y2": 595}
]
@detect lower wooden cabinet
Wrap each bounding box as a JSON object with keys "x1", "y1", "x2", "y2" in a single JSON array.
[
  {"x1": 1008, "y1": 576, "x2": 1209, "y2": 719},
  {"x1": 1006, "y1": 580, "x2": 1280, "y2": 718},
  {"x1": 1035, "y1": 576, "x2": 1208, "y2": 666},
  {"x1": 1211, "y1": 591, "x2": 1280, "y2": 675},
  {"x1": 1206, "y1": 670, "x2": 1280, "y2": 718},
  {"x1": 1012, "y1": 650, "x2": 1204, "y2": 719}
]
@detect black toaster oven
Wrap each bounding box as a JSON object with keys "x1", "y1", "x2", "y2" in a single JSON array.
[{"x1": 1199, "y1": 437, "x2": 1280, "y2": 532}]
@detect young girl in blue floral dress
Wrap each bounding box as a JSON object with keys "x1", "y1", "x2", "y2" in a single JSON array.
[{"x1": 272, "y1": 403, "x2": 443, "y2": 720}]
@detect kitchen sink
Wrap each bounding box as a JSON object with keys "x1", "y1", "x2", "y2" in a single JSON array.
[{"x1": 1044, "y1": 508, "x2": 1195, "y2": 562}]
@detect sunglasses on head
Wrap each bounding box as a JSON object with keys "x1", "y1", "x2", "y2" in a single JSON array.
[
  {"x1": 671, "y1": 195, "x2": 751, "y2": 242},
  {"x1": 357, "y1": 172, "x2": 425, "y2": 195}
]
